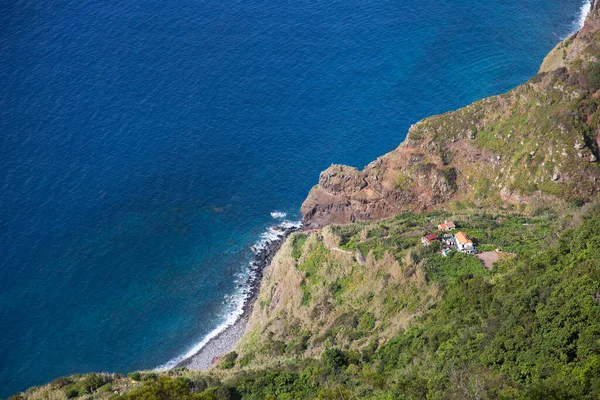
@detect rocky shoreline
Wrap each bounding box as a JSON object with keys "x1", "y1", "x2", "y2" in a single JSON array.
[{"x1": 176, "y1": 224, "x2": 300, "y2": 370}]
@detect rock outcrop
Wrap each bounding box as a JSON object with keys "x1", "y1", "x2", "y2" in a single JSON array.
[
  {"x1": 302, "y1": 2, "x2": 600, "y2": 228},
  {"x1": 301, "y1": 145, "x2": 458, "y2": 227}
]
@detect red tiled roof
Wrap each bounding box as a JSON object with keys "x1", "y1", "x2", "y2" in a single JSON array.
[
  {"x1": 425, "y1": 234, "x2": 440, "y2": 241},
  {"x1": 455, "y1": 231, "x2": 472, "y2": 245},
  {"x1": 439, "y1": 222, "x2": 456, "y2": 230}
]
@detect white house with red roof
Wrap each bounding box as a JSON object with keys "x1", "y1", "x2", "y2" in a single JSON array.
[
  {"x1": 454, "y1": 231, "x2": 476, "y2": 254},
  {"x1": 438, "y1": 221, "x2": 456, "y2": 231}
]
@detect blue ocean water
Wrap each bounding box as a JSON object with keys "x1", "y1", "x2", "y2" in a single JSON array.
[{"x1": 0, "y1": 0, "x2": 588, "y2": 396}]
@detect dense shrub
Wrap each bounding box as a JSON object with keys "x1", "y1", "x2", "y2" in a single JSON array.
[
  {"x1": 219, "y1": 351, "x2": 238, "y2": 369},
  {"x1": 322, "y1": 348, "x2": 349, "y2": 372},
  {"x1": 119, "y1": 376, "x2": 217, "y2": 400},
  {"x1": 589, "y1": 61, "x2": 600, "y2": 92},
  {"x1": 141, "y1": 372, "x2": 158, "y2": 382},
  {"x1": 128, "y1": 371, "x2": 141, "y2": 381},
  {"x1": 50, "y1": 376, "x2": 73, "y2": 388}
]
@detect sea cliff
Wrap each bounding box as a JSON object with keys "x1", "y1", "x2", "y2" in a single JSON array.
[
  {"x1": 301, "y1": 1, "x2": 600, "y2": 227},
  {"x1": 9, "y1": 3, "x2": 600, "y2": 400}
]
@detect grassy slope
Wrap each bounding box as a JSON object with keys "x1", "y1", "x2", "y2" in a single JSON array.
[
  {"x1": 426, "y1": 16, "x2": 600, "y2": 203},
  {"x1": 15, "y1": 205, "x2": 600, "y2": 399},
  {"x1": 301, "y1": 9, "x2": 600, "y2": 227}
]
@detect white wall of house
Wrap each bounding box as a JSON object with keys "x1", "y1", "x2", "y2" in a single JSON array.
[{"x1": 455, "y1": 240, "x2": 474, "y2": 252}]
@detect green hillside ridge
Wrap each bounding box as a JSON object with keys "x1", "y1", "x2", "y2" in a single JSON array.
[
  {"x1": 12, "y1": 205, "x2": 600, "y2": 399},
  {"x1": 300, "y1": 4, "x2": 600, "y2": 227},
  {"x1": 9, "y1": 5, "x2": 600, "y2": 400}
]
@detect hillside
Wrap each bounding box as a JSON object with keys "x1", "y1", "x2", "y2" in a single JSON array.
[
  {"x1": 14, "y1": 205, "x2": 600, "y2": 399},
  {"x1": 218, "y1": 206, "x2": 600, "y2": 399},
  {"x1": 8, "y1": 4, "x2": 600, "y2": 400},
  {"x1": 301, "y1": 2, "x2": 600, "y2": 228}
]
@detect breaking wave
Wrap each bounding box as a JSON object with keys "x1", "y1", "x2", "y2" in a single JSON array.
[
  {"x1": 156, "y1": 217, "x2": 301, "y2": 370},
  {"x1": 577, "y1": 0, "x2": 592, "y2": 31},
  {"x1": 270, "y1": 211, "x2": 287, "y2": 219}
]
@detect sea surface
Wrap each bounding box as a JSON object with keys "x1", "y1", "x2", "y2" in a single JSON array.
[{"x1": 0, "y1": 0, "x2": 589, "y2": 396}]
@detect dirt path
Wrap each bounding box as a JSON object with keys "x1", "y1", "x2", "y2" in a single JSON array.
[
  {"x1": 327, "y1": 245, "x2": 353, "y2": 255},
  {"x1": 477, "y1": 251, "x2": 516, "y2": 270}
]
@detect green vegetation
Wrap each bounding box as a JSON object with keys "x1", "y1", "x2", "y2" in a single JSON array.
[
  {"x1": 9, "y1": 373, "x2": 121, "y2": 400},
  {"x1": 587, "y1": 60, "x2": 600, "y2": 92},
  {"x1": 9, "y1": 8, "x2": 600, "y2": 400},
  {"x1": 291, "y1": 233, "x2": 308, "y2": 260},
  {"x1": 395, "y1": 171, "x2": 415, "y2": 189},
  {"x1": 119, "y1": 375, "x2": 221, "y2": 400},
  {"x1": 160, "y1": 207, "x2": 598, "y2": 399},
  {"x1": 10, "y1": 209, "x2": 600, "y2": 399},
  {"x1": 127, "y1": 372, "x2": 141, "y2": 382},
  {"x1": 23, "y1": 206, "x2": 589, "y2": 400},
  {"x1": 220, "y1": 352, "x2": 238, "y2": 370},
  {"x1": 387, "y1": 27, "x2": 600, "y2": 210}
]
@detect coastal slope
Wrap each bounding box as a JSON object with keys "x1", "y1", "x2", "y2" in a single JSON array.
[
  {"x1": 301, "y1": 2, "x2": 600, "y2": 227},
  {"x1": 9, "y1": 4, "x2": 600, "y2": 400},
  {"x1": 13, "y1": 206, "x2": 600, "y2": 399}
]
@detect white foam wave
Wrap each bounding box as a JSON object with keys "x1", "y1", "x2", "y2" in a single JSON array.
[
  {"x1": 280, "y1": 220, "x2": 302, "y2": 229},
  {"x1": 251, "y1": 220, "x2": 302, "y2": 253},
  {"x1": 270, "y1": 211, "x2": 287, "y2": 219},
  {"x1": 155, "y1": 218, "x2": 301, "y2": 370},
  {"x1": 155, "y1": 271, "x2": 249, "y2": 370},
  {"x1": 577, "y1": 0, "x2": 592, "y2": 31}
]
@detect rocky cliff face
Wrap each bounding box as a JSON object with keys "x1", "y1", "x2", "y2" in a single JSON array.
[{"x1": 302, "y1": 3, "x2": 600, "y2": 228}]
